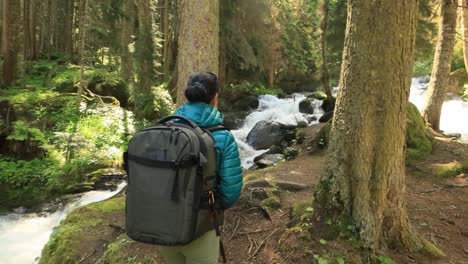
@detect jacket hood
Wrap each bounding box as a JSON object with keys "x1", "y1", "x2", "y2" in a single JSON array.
[{"x1": 175, "y1": 102, "x2": 223, "y2": 127}]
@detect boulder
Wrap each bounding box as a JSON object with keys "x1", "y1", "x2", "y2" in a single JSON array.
[
  {"x1": 246, "y1": 121, "x2": 286, "y2": 150},
  {"x1": 299, "y1": 99, "x2": 315, "y2": 114},
  {"x1": 256, "y1": 159, "x2": 275, "y2": 169},
  {"x1": 222, "y1": 111, "x2": 248, "y2": 130},
  {"x1": 321, "y1": 97, "x2": 336, "y2": 113},
  {"x1": 231, "y1": 95, "x2": 259, "y2": 111},
  {"x1": 254, "y1": 153, "x2": 284, "y2": 164},
  {"x1": 319, "y1": 111, "x2": 334, "y2": 123},
  {"x1": 275, "y1": 113, "x2": 308, "y2": 129},
  {"x1": 303, "y1": 115, "x2": 318, "y2": 124}
]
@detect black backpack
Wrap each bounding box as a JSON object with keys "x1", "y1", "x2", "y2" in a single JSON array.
[{"x1": 123, "y1": 115, "x2": 226, "y2": 247}]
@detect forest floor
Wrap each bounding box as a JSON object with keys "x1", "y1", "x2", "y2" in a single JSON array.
[{"x1": 39, "y1": 125, "x2": 468, "y2": 264}]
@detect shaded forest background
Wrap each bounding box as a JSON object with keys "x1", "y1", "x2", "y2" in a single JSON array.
[{"x1": 0, "y1": 0, "x2": 466, "y2": 211}]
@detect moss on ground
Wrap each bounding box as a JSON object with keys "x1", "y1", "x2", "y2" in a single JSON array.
[
  {"x1": 39, "y1": 196, "x2": 125, "y2": 264},
  {"x1": 432, "y1": 161, "x2": 464, "y2": 178},
  {"x1": 406, "y1": 103, "x2": 433, "y2": 165}
]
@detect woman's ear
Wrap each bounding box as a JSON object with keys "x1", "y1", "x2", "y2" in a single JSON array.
[{"x1": 210, "y1": 93, "x2": 219, "y2": 107}]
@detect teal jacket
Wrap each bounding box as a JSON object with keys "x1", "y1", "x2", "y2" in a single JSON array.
[{"x1": 175, "y1": 102, "x2": 243, "y2": 208}]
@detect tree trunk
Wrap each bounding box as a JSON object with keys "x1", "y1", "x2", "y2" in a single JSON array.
[
  {"x1": 421, "y1": 0, "x2": 457, "y2": 131},
  {"x1": 64, "y1": 0, "x2": 74, "y2": 58},
  {"x1": 121, "y1": 0, "x2": 134, "y2": 83},
  {"x1": 30, "y1": 0, "x2": 38, "y2": 60},
  {"x1": 319, "y1": 0, "x2": 332, "y2": 99},
  {"x1": 175, "y1": 0, "x2": 219, "y2": 106},
  {"x1": 2, "y1": 0, "x2": 21, "y2": 87},
  {"x1": 24, "y1": 0, "x2": 31, "y2": 60},
  {"x1": 161, "y1": 0, "x2": 170, "y2": 81},
  {"x1": 315, "y1": 0, "x2": 427, "y2": 254},
  {"x1": 463, "y1": 0, "x2": 468, "y2": 77},
  {"x1": 76, "y1": 0, "x2": 87, "y2": 105},
  {"x1": 136, "y1": 0, "x2": 154, "y2": 93}
]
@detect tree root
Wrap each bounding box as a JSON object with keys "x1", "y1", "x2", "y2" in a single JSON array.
[
  {"x1": 421, "y1": 238, "x2": 446, "y2": 257},
  {"x1": 244, "y1": 179, "x2": 309, "y2": 192}
]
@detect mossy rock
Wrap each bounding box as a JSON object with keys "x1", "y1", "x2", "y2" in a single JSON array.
[
  {"x1": 260, "y1": 196, "x2": 281, "y2": 209},
  {"x1": 307, "y1": 91, "x2": 327, "y2": 101},
  {"x1": 259, "y1": 186, "x2": 281, "y2": 210},
  {"x1": 39, "y1": 196, "x2": 125, "y2": 264},
  {"x1": 406, "y1": 103, "x2": 433, "y2": 165},
  {"x1": 432, "y1": 161, "x2": 464, "y2": 178},
  {"x1": 297, "y1": 121, "x2": 308, "y2": 129}
]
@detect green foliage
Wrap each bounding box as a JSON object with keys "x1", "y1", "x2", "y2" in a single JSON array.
[
  {"x1": 413, "y1": 57, "x2": 433, "y2": 77},
  {"x1": 283, "y1": 147, "x2": 299, "y2": 160},
  {"x1": 377, "y1": 256, "x2": 394, "y2": 264},
  {"x1": 7, "y1": 121, "x2": 47, "y2": 145},
  {"x1": 50, "y1": 65, "x2": 81, "y2": 92},
  {"x1": 462, "y1": 84, "x2": 468, "y2": 99},
  {"x1": 225, "y1": 81, "x2": 281, "y2": 95},
  {"x1": 277, "y1": 0, "x2": 319, "y2": 74},
  {"x1": 0, "y1": 158, "x2": 59, "y2": 188}
]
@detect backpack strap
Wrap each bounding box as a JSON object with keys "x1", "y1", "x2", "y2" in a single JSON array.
[
  {"x1": 204, "y1": 125, "x2": 228, "y2": 133},
  {"x1": 207, "y1": 191, "x2": 227, "y2": 263}
]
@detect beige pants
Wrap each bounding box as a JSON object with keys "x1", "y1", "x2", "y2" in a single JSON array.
[{"x1": 159, "y1": 230, "x2": 220, "y2": 264}]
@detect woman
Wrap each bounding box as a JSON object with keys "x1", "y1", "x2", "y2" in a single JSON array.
[{"x1": 159, "y1": 72, "x2": 243, "y2": 264}]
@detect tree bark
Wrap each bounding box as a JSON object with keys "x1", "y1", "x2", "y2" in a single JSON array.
[
  {"x1": 121, "y1": 0, "x2": 134, "y2": 83},
  {"x1": 24, "y1": 0, "x2": 31, "y2": 60},
  {"x1": 30, "y1": 0, "x2": 38, "y2": 60},
  {"x1": 136, "y1": 0, "x2": 154, "y2": 93},
  {"x1": 461, "y1": 0, "x2": 468, "y2": 75},
  {"x1": 319, "y1": 0, "x2": 332, "y2": 99},
  {"x1": 76, "y1": 0, "x2": 87, "y2": 105},
  {"x1": 175, "y1": 0, "x2": 219, "y2": 106},
  {"x1": 64, "y1": 0, "x2": 74, "y2": 58},
  {"x1": 421, "y1": 0, "x2": 457, "y2": 131},
  {"x1": 161, "y1": 0, "x2": 172, "y2": 82},
  {"x1": 315, "y1": 0, "x2": 425, "y2": 254},
  {"x1": 2, "y1": 0, "x2": 21, "y2": 86}
]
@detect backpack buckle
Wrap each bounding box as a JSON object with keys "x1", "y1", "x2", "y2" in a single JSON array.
[{"x1": 208, "y1": 191, "x2": 215, "y2": 205}]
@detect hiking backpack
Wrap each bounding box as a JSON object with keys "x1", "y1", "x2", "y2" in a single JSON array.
[{"x1": 123, "y1": 115, "x2": 225, "y2": 246}]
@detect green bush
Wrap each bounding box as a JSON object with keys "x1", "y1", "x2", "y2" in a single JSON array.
[{"x1": 226, "y1": 81, "x2": 282, "y2": 95}]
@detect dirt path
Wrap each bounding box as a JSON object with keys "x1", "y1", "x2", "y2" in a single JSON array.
[{"x1": 223, "y1": 137, "x2": 468, "y2": 264}]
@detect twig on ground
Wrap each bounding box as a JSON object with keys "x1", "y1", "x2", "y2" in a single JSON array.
[
  {"x1": 248, "y1": 235, "x2": 254, "y2": 254},
  {"x1": 238, "y1": 229, "x2": 272, "y2": 236},
  {"x1": 280, "y1": 250, "x2": 295, "y2": 264},
  {"x1": 227, "y1": 217, "x2": 242, "y2": 242},
  {"x1": 248, "y1": 229, "x2": 279, "y2": 260}
]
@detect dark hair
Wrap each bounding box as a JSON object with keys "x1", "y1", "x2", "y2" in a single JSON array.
[{"x1": 185, "y1": 72, "x2": 219, "y2": 104}]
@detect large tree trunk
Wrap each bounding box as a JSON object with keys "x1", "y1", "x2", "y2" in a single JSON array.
[
  {"x1": 121, "y1": 0, "x2": 134, "y2": 83},
  {"x1": 315, "y1": 0, "x2": 429, "y2": 254},
  {"x1": 2, "y1": 0, "x2": 21, "y2": 87},
  {"x1": 461, "y1": 0, "x2": 468, "y2": 76},
  {"x1": 136, "y1": 0, "x2": 154, "y2": 93},
  {"x1": 421, "y1": 0, "x2": 457, "y2": 131},
  {"x1": 319, "y1": 0, "x2": 332, "y2": 99},
  {"x1": 175, "y1": 0, "x2": 219, "y2": 106}
]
